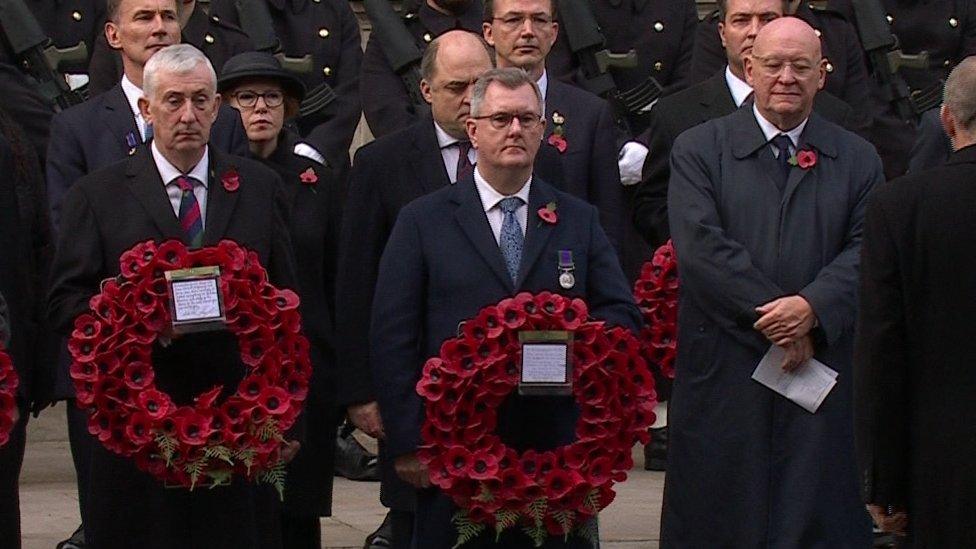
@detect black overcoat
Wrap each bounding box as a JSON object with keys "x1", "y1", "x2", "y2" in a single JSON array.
[{"x1": 854, "y1": 144, "x2": 976, "y2": 547}]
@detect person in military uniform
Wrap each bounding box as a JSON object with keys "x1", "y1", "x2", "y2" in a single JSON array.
[
  {"x1": 362, "y1": 0, "x2": 485, "y2": 138},
  {"x1": 21, "y1": 0, "x2": 107, "y2": 75},
  {"x1": 547, "y1": 0, "x2": 699, "y2": 136},
  {"x1": 209, "y1": 0, "x2": 363, "y2": 172},
  {"x1": 219, "y1": 51, "x2": 342, "y2": 549},
  {"x1": 86, "y1": 0, "x2": 254, "y2": 96}
]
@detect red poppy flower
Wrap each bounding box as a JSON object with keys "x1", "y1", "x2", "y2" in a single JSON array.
[
  {"x1": 547, "y1": 133, "x2": 567, "y2": 153},
  {"x1": 137, "y1": 389, "x2": 174, "y2": 420},
  {"x1": 176, "y1": 411, "x2": 213, "y2": 446},
  {"x1": 299, "y1": 167, "x2": 318, "y2": 186},
  {"x1": 221, "y1": 167, "x2": 240, "y2": 192},
  {"x1": 496, "y1": 297, "x2": 527, "y2": 329},
  {"x1": 543, "y1": 468, "x2": 580, "y2": 500},
  {"x1": 257, "y1": 386, "x2": 291, "y2": 416},
  {"x1": 443, "y1": 446, "x2": 473, "y2": 476},
  {"x1": 270, "y1": 289, "x2": 300, "y2": 312},
  {"x1": 796, "y1": 149, "x2": 817, "y2": 169},
  {"x1": 125, "y1": 411, "x2": 155, "y2": 446},
  {"x1": 467, "y1": 449, "x2": 500, "y2": 481},
  {"x1": 71, "y1": 314, "x2": 103, "y2": 341},
  {"x1": 123, "y1": 361, "x2": 154, "y2": 390},
  {"x1": 537, "y1": 204, "x2": 558, "y2": 225}
]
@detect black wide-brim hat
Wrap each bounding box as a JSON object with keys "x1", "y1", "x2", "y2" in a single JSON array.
[{"x1": 218, "y1": 51, "x2": 306, "y2": 101}]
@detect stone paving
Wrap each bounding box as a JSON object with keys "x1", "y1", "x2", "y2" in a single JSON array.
[{"x1": 19, "y1": 410, "x2": 662, "y2": 549}]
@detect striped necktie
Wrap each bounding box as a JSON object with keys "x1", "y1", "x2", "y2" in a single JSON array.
[{"x1": 175, "y1": 176, "x2": 204, "y2": 248}]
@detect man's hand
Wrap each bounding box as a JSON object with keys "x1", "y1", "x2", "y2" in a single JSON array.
[
  {"x1": 347, "y1": 401, "x2": 385, "y2": 439},
  {"x1": 779, "y1": 334, "x2": 814, "y2": 372},
  {"x1": 394, "y1": 453, "x2": 430, "y2": 488},
  {"x1": 866, "y1": 504, "x2": 908, "y2": 536},
  {"x1": 281, "y1": 440, "x2": 301, "y2": 463},
  {"x1": 618, "y1": 142, "x2": 649, "y2": 186},
  {"x1": 754, "y1": 295, "x2": 817, "y2": 345}
]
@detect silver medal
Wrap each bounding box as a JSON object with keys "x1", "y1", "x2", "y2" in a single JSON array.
[{"x1": 559, "y1": 271, "x2": 575, "y2": 289}]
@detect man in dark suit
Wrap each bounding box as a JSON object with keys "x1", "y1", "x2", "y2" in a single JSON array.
[
  {"x1": 361, "y1": 0, "x2": 484, "y2": 138},
  {"x1": 371, "y1": 67, "x2": 640, "y2": 549},
  {"x1": 47, "y1": 0, "x2": 247, "y2": 228},
  {"x1": 338, "y1": 30, "x2": 568, "y2": 549},
  {"x1": 631, "y1": 0, "x2": 859, "y2": 473},
  {"x1": 855, "y1": 56, "x2": 976, "y2": 547},
  {"x1": 663, "y1": 18, "x2": 881, "y2": 546},
  {"x1": 48, "y1": 44, "x2": 297, "y2": 549},
  {"x1": 482, "y1": 0, "x2": 623, "y2": 251},
  {"x1": 0, "y1": 106, "x2": 56, "y2": 549}
]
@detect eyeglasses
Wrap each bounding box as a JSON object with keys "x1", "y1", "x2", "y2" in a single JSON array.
[
  {"x1": 751, "y1": 55, "x2": 817, "y2": 77},
  {"x1": 472, "y1": 112, "x2": 544, "y2": 130},
  {"x1": 491, "y1": 14, "x2": 554, "y2": 31},
  {"x1": 232, "y1": 90, "x2": 285, "y2": 108}
]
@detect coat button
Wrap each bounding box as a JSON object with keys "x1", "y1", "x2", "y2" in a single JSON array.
[
  {"x1": 886, "y1": 14, "x2": 893, "y2": 24},
  {"x1": 950, "y1": 17, "x2": 959, "y2": 28},
  {"x1": 654, "y1": 21, "x2": 664, "y2": 32},
  {"x1": 826, "y1": 61, "x2": 834, "y2": 73},
  {"x1": 72, "y1": 10, "x2": 82, "y2": 21},
  {"x1": 322, "y1": 66, "x2": 332, "y2": 76},
  {"x1": 423, "y1": 32, "x2": 432, "y2": 43},
  {"x1": 814, "y1": 28, "x2": 821, "y2": 37},
  {"x1": 654, "y1": 61, "x2": 663, "y2": 71},
  {"x1": 405, "y1": 12, "x2": 416, "y2": 19},
  {"x1": 212, "y1": 15, "x2": 220, "y2": 23},
  {"x1": 319, "y1": 28, "x2": 330, "y2": 38},
  {"x1": 944, "y1": 59, "x2": 952, "y2": 67},
  {"x1": 205, "y1": 33, "x2": 215, "y2": 44}
]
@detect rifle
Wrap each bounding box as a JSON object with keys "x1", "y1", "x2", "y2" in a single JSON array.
[
  {"x1": 557, "y1": 0, "x2": 658, "y2": 131},
  {"x1": 849, "y1": 0, "x2": 939, "y2": 121},
  {"x1": 363, "y1": 0, "x2": 425, "y2": 107},
  {"x1": 233, "y1": 0, "x2": 338, "y2": 118},
  {"x1": 0, "y1": 0, "x2": 87, "y2": 110}
]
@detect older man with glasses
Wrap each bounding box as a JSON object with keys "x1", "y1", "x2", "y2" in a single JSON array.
[{"x1": 369, "y1": 66, "x2": 640, "y2": 549}]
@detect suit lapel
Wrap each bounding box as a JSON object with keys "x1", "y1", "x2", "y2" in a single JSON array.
[
  {"x1": 516, "y1": 178, "x2": 557, "y2": 287},
  {"x1": 203, "y1": 149, "x2": 241, "y2": 245},
  {"x1": 125, "y1": 148, "x2": 185, "y2": 240},
  {"x1": 451, "y1": 175, "x2": 515, "y2": 291},
  {"x1": 705, "y1": 72, "x2": 738, "y2": 120},
  {"x1": 411, "y1": 120, "x2": 452, "y2": 194},
  {"x1": 730, "y1": 106, "x2": 788, "y2": 193},
  {"x1": 783, "y1": 113, "x2": 839, "y2": 205},
  {"x1": 104, "y1": 84, "x2": 140, "y2": 152}
]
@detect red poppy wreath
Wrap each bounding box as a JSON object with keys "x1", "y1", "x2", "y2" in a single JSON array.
[
  {"x1": 416, "y1": 292, "x2": 657, "y2": 547},
  {"x1": 633, "y1": 240, "x2": 679, "y2": 380},
  {"x1": 0, "y1": 345, "x2": 19, "y2": 448},
  {"x1": 68, "y1": 239, "x2": 310, "y2": 492}
]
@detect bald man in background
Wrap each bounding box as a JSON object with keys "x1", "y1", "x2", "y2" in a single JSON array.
[{"x1": 663, "y1": 17, "x2": 881, "y2": 547}]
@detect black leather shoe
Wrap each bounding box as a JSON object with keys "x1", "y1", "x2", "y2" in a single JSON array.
[
  {"x1": 335, "y1": 423, "x2": 379, "y2": 481},
  {"x1": 56, "y1": 525, "x2": 86, "y2": 549},
  {"x1": 643, "y1": 426, "x2": 668, "y2": 471},
  {"x1": 363, "y1": 512, "x2": 393, "y2": 548}
]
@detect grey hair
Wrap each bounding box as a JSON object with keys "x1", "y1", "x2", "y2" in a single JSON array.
[
  {"x1": 143, "y1": 44, "x2": 216, "y2": 99},
  {"x1": 469, "y1": 68, "x2": 544, "y2": 117},
  {"x1": 420, "y1": 31, "x2": 494, "y2": 81},
  {"x1": 944, "y1": 56, "x2": 976, "y2": 132}
]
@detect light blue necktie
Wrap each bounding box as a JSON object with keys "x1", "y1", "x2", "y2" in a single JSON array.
[
  {"x1": 498, "y1": 196, "x2": 524, "y2": 283},
  {"x1": 144, "y1": 122, "x2": 154, "y2": 143}
]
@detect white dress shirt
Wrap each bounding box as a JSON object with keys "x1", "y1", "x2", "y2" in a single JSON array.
[
  {"x1": 753, "y1": 104, "x2": 808, "y2": 157},
  {"x1": 725, "y1": 65, "x2": 754, "y2": 108},
  {"x1": 536, "y1": 70, "x2": 549, "y2": 108},
  {"x1": 434, "y1": 121, "x2": 476, "y2": 184},
  {"x1": 152, "y1": 141, "x2": 210, "y2": 226},
  {"x1": 474, "y1": 166, "x2": 531, "y2": 243},
  {"x1": 121, "y1": 75, "x2": 150, "y2": 141}
]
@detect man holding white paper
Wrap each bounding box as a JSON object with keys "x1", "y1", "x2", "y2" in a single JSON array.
[{"x1": 663, "y1": 18, "x2": 883, "y2": 547}]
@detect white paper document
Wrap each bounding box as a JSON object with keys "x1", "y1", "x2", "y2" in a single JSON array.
[
  {"x1": 521, "y1": 343, "x2": 569, "y2": 383},
  {"x1": 752, "y1": 346, "x2": 838, "y2": 413}
]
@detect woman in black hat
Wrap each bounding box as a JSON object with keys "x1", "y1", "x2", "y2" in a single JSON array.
[{"x1": 219, "y1": 51, "x2": 342, "y2": 549}]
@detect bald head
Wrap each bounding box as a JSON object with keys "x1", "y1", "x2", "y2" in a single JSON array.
[
  {"x1": 942, "y1": 56, "x2": 976, "y2": 149},
  {"x1": 420, "y1": 30, "x2": 495, "y2": 139},
  {"x1": 745, "y1": 16, "x2": 826, "y2": 130}
]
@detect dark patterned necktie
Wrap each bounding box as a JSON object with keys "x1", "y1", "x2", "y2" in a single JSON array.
[
  {"x1": 498, "y1": 196, "x2": 524, "y2": 283},
  {"x1": 456, "y1": 141, "x2": 474, "y2": 182},
  {"x1": 174, "y1": 176, "x2": 204, "y2": 248},
  {"x1": 771, "y1": 134, "x2": 793, "y2": 192}
]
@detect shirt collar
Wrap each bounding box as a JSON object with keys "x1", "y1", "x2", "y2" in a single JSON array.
[
  {"x1": 434, "y1": 121, "x2": 461, "y2": 149},
  {"x1": 536, "y1": 70, "x2": 549, "y2": 102},
  {"x1": 121, "y1": 75, "x2": 144, "y2": 119},
  {"x1": 752, "y1": 104, "x2": 808, "y2": 148},
  {"x1": 473, "y1": 166, "x2": 531, "y2": 214},
  {"x1": 725, "y1": 65, "x2": 753, "y2": 108},
  {"x1": 151, "y1": 141, "x2": 210, "y2": 188}
]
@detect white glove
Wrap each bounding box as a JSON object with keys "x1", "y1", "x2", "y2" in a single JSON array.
[{"x1": 618, "y1": 141, "x2": 649, "y2": 186}]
